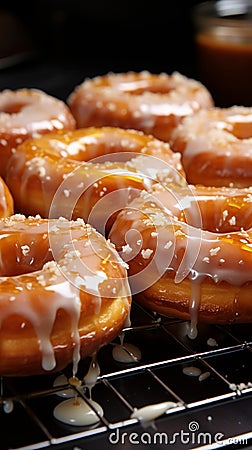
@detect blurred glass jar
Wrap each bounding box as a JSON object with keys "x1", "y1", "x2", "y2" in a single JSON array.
[{"x1": 193, "y1": 0, "x2": 252, "y2": 106}]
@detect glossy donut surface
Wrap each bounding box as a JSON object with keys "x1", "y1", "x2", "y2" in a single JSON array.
[
  {"x1": 68, "y1": 71, "x2": 214, "y2": 142},
  {"x1": 109, "y1": 183, "x2": 252, "y2": 335},
  {"x1": 0, "y1": 88, "x2": 76, "y2": 178},
  {"x1": 0, "y1": 215, "x2": 131, "y2": 376},
  {"x1": 170, "y1": 106, "x2": 252, "y2": 187},
  {"x1": 5, "y1": 127, "x2": 185, "y2": 231}
]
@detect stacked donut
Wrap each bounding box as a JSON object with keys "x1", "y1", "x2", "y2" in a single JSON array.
[
  {"x1": 1, "y1": 69, "x2": 252, "y2": 376},
  {"x1": 0, "y1": 82, "x2": 186, "y2": 376},
  {"x1": 66, "y1": 70, "x2": 252, "y2": 337}
]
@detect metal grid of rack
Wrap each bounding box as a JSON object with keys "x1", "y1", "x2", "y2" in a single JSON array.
[{"x1": 1, "y1": 301, "x2": 252, "y2": 450}]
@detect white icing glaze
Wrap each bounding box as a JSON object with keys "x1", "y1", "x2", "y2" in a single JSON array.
[
  {"x1": 0, "y1": 215, "x2": 131, "y2": 375},
  {"x1": 199, "y1": 371, "x2": 211, "y2": 382},
  {"x1": 53, "y1": 397, "x2": 103, "y2": 426},
  {"x1": 207, "y1": 337, "x2": 218, "y2": 347},
  {"x1": 112, "y1": 342, "x2": 142, "y2": 363},
  {"x1": 68, "y1": 71, "x2": 213, "y2": 131},
  {"x1": 83, "y1": 353, "x2": 100, "y2": 395},
  {"x1": 53, "y1": 374, "x2": 74, "y2": 398},
  {"x1": 0, "y1": 89, "x2": 74, "y2": 134},
  {"x1": 171, "y1": 106, "x2": 252, "y2": 185},
  {"x1": 3, "y1": 400, "x2": 14, "y2": 414},
  {"x1": 182, "y1": 366, "x2": 202, "y2": 377},
  {"x1": 109, "y1": 182, "x2": 252, "y2": 334},
  {"x1": 187, "y1": 281, "x2": 201, "y2": 339},
  {"x1": 6, "y1": 127, "x2": 185, "y2": 229},
  {"x1": 130, "y1": 401, "x2": 177, "y2": 423}
]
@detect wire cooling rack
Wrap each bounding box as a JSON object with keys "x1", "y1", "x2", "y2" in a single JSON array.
[{"x1": 1, "y1": 301, "x2": 252, "y2": 450}]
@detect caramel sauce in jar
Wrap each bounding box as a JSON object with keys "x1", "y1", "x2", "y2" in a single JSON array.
[{"x1": 193, "y1": 1, "x2": 252, "y2": 106}]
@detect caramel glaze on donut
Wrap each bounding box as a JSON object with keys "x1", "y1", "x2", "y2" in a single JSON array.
[
  {"x1": 5, "y1": 127, "x2": 185, "y2": 232},
  {"x1": 67, "y1": 71, "x2": 214, "y2": 142},
  {"x1": 0, "y1": 215, "x2": 131, "y2": 377},
  {"x1": 0, "y1": 88, "x2": 76, "y2": 179},
  {"x1": 0, "y1": 176, "x2": 14, "y2": 218},
  {"x1": 109, "y1": 183, "x2": 252, "y2": 335},
  {"x1": 170, "y1": 106, "x2": 252, "y2": 188}
]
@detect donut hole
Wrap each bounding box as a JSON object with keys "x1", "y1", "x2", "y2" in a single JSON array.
[
  {"x1": 121, "y1": 82, "x2": 173, "y2": 95},
  {"x1": 225, "y1": 120, "x2": 252, "y2": 140},
  {"x1": 0, "y1": 101, "x2": 27, "y2": 114},
  {"x1": 0, "y1": 235, "x2": 52, "y2": 277}
]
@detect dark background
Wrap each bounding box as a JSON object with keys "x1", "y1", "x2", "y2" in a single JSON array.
[{"x1": 0, "y1": 0, "x2": 205, "y2": 101}]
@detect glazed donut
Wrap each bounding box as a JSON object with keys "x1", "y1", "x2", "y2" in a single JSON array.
[
  {"x1": 67, "y1": 71, "x2": 214, "y2": 142},
  {"x1": 0, "y1": 88, "x2": 76, "y2": 178},
  {"x1": 5, "y1": 127, "x2": 185, "y2": 232},
  {"x1": 0, "y1": 176, "x2": 14, "y2": 217},
  {"x1": 109, "y1": 183, "x2": 252, "y2": 335},
  {"x1": 0, "y1": 214, "x2": 131, "y2": 376},
  {"x1": 170, "y1": 106, "x2": 252, "y2": 188}
]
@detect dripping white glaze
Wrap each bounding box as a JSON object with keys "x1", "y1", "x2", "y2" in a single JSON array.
[
  {"x1": 53, "y1": 374, "x2": 74, "y2": 398},
  {"x1": 0, "y1": 215, "x2": 131, "y2": 376},
  {"x1": 83, "y1": 353, "x2": 100, "y2": 396},
  {"x1": 112, "y1": 342, "x2": 142, "y2": 363},
  {"x1": 113, "y1": 322, "x2": 142, "y2": 363},
  {"x1": 198, "y1": 371, "x2": 211, "y2": 382},
  {"x1": 3, "y1": 400, "x2": 14, "y2": 414},
  {"x1": 109, "y1": 182, "x2": 252, "y2": 334},
  {"x1": 130, "y1": 401, "x2": 177, "y2": 423},
  {"x1": 53, "y1": 397, "x2": 103, "y2": 426},
  {"x1": 0, "y1": 89, "x2": 74, "y2": 133},
  {"x1": 182, "y1": 366, "x2": 202, "y2": 377},
  {"x1": 68, "y1": 72, "x2": 213, "y2": 135},
  {"x1": 207, "y1": 337, "x2": 218, "y2": 347},
  {"x1": 53, "y1": 355, "x2": 104, "y2": 426},
  {"x1": 173, "y1": 106, "x2": 252, "y2": 173},
  {"x1": 187, "y1": 281, "x2": 201, "y2": 339}
]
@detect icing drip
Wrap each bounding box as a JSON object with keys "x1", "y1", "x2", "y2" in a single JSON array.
[
  {"x1": 2, "y1": 400, "x2": 14, "y2": 414},
  {"x1": 112, "y1": 319, "x2": 142, "y2": 363},
  {"x1": 131, "y1": 401, "x2": 177, "y2": 427},
  {"x1": 187, "y1": 280, "x2": 201, "y2": 339},
  {"x1": 0, "y1": 216, "x2": 131, "y2": 376},
  {"x1": 53, "y1": 397, "x2": 103, "y2": 426},
  {"x1": 109, "y1": 181, "x2": 252, "y2": 328},
  {"x1": 53, "y1": 356, "x2": 104, "y2": 427},
  {"x1": 182, "y1": 366, "x2": 210, "y2": 382},
  {"x1": 207, "y1": 337, "x2": 218, "y2": 347},
  {"x1": 53, "y1": 374, "x2": 75, "y2": 398},
  {"x1": 182, "y1": 366, "x2": 202, "y2": 377},
  {"x1": 112, "y1": 342, "x2": 142, "y2": 363},
  {"x1": 83, "y1": 353, "x2": 100, "y2": 396}
]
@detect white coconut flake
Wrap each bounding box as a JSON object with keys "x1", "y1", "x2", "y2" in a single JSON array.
[
  {"x1": 202, "y1": 256, "x2": 210, "y2": 263},
  {"x1": 21, "y1": 245, "x2": 30, "y2": 256},
  {"x1": 141, "y1": 249, "x2": 153, "y2": 259},
  {"x1": 229, "y1": 216, "x2": 236, "y2": 226},
  {"x1": 209, "y1": 247, "x2": 221, "y2": 256},
  {"x1": 121, "y1": 244, "x2": 133, "y2": 254},
  {"x1": 222, "y1": 210, "x2": 229, "y2": 220}
]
